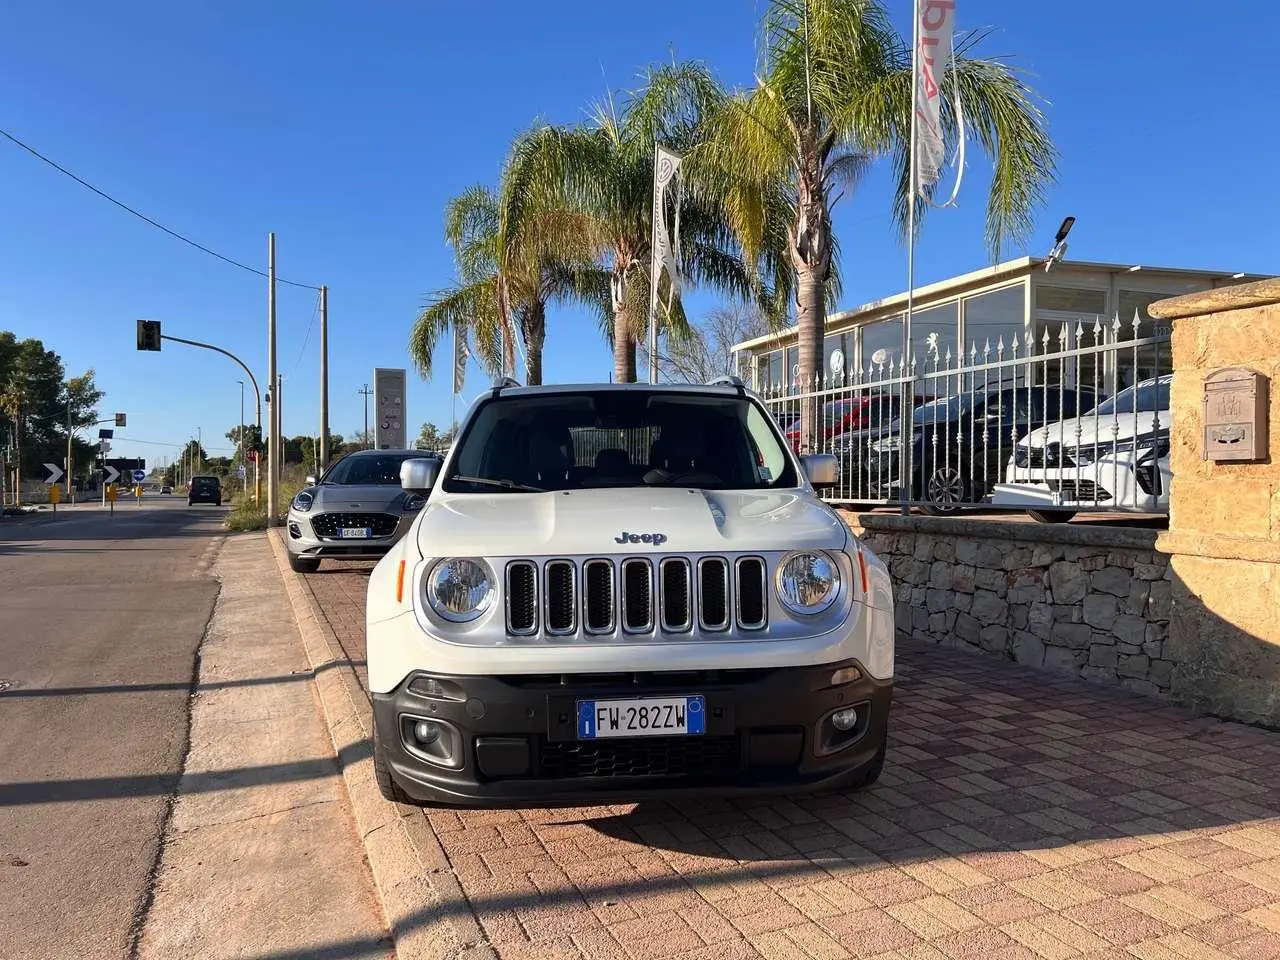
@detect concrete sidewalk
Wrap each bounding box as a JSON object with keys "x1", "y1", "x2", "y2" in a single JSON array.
[{"x1": 135, "y1": 531, "x2": 394, "y2": 960}]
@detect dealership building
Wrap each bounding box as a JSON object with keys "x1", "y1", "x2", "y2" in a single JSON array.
[{"x1": 730, "y1": 257, "x2": 1270, "y2": 393}]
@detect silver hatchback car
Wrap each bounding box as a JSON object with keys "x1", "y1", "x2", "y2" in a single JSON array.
[{"x1": 285, "y1": 448, "x2": 439, "y2": 572}]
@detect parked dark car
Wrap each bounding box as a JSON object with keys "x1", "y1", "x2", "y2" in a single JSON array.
[
  {"x1": 188, "y1": 475, "x2": 222, "y2": 506},
  {"x1": 867, "y1": 385, "x2": 1098, "y2": 513}
]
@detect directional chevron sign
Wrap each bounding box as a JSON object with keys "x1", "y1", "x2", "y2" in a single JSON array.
[{"x1": 43, "y1": 463, "x2": 63, "y2": 485}]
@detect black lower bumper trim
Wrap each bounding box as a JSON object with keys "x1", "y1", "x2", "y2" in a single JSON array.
[{"x1": 373, "y1": 659, "x2": 892, "y2": 807}]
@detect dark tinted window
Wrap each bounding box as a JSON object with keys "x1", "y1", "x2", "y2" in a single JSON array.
[
  {"x1": 322, "y1": 453, "x2": 423, "y2": 485},
  {"x1": 445, "y1": 390, "x2": 798, "y2": 492}
]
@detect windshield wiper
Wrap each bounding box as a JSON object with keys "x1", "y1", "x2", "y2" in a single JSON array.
[{"x1": 450, "y1": 475, "x2": 545, "y2": 492}]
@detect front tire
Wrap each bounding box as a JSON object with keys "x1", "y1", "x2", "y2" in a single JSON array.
[
  {"x1": 373, "y1": 726, "x2": 417, "y2": 805},
  {"x1": 288, "y1": 552, "x2": 321, "y2": 573}
]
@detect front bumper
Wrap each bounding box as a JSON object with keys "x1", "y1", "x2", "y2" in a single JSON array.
[
  {"x1": 286, "y1": 511, "x2": 415, "y2": 559},
  {"x1": 999, "y1": 459, "x2": 1167, "y2": 511},
  {"x1": 373, "y1": 659, "x2": 891, "y2": 806}
]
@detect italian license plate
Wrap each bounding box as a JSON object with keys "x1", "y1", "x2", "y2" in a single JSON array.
[
  {"x1": 577, "y1": 696, "x2": 705, "y2": 739},
  {"x1": 339, "y1": 527, "x2": 372, "y2": 539}
]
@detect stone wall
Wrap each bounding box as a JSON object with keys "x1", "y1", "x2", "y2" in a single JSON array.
[
  {"x1": 1151, "y1": 279, "x2": 1280, "y2": 728},
  {"x1": 841, "y1": 513, "x2": 1174, "y2": 698}
]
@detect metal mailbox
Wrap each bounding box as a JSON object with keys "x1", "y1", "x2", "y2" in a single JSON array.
[{"x1": 1202, "y1": 367, "x2": 1269, "y2": 462}]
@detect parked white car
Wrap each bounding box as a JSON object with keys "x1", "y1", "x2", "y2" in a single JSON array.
[
  {"x1": 993, "y1": 374, "x2": 1172, "y2": 522},
  {"x1": 364, "y1": 377, "x2": 895, "y2": 807}
]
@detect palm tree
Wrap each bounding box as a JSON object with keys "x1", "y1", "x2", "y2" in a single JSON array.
[
  {"x1": 409, "y1": 178, "x2": 609, "y2": 387},
  {"x1": 409, "y1": 185, "x2": 516, "y2": 386},
  {"x1": 504, "y1": 62, "x2": 785, "y2": 383},
  {"x1": 698, "y1": 0, "x2": 1057, "y2": 450}
]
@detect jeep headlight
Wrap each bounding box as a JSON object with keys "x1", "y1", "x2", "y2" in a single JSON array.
[
  {"x1": 425, "y1": 558, "x2": 495, "y2": 622},
  {"x1": 291, "y1": 491, "x2": 314, "y2": 512},
  {"x1": 776, "y1": 551, "x2": 840, "y2": 615}
]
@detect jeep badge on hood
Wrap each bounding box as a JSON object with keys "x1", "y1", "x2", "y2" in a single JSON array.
[{"x1": 614, "y1": 531, "x2": 669, "y2": 545}]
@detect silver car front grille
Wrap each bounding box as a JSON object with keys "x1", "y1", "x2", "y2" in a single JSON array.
[{"x1": 503, "y1": 555, "x2": 768, "y2": 638}]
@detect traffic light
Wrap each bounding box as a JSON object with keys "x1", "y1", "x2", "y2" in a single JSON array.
[
  {"x1": 137, "y1": 320, "x2": 162, "y2": 351},
  {"x1": 114, "y1": 412, "x2": 127, "y2": 427}
]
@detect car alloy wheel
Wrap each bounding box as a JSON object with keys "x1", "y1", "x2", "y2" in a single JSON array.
[{"x1": 925, "y1": 466, "x2": 965, "y2": 511}]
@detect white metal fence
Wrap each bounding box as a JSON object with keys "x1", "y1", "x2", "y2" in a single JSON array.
[{"x1": 759, "y1": 313, "x2": 1172, "y2": 519}]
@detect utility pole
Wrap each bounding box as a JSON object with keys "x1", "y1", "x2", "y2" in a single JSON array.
[
  {"x1": 266, "y1": 232, "x2": 279, "y2": 525},
  {"x1": 65, "y1": 390, "x2": 73, "y2": 502},
  {"x1": 237, "y1": 380, "x2": 246, "y2": 494},
  {"x1": 319, "y1": 285, "x2": 330, "y2": 469},
  {"x1": 359, "y1": 384, "x2": 373, "y2": 449},
  {"x1": 277, "y1": 375, "x2": 285, "y2": 469}
]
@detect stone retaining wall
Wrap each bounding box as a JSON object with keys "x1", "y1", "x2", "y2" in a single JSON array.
[{"x1": 840, "y1": 513, "x2": 1174, "y2": 698}]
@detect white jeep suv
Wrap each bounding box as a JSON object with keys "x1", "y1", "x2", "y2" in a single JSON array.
[{"x1": 365, "y1": 378, "x2": 895, "y2": 806}]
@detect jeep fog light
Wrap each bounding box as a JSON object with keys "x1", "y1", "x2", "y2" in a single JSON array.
[
  {"x1": 426, "y1": 558, "x2": 495, "y2": 622},
  {"x1": 403, "y1": 717, "x2": 462, "y2": 768},
  {"x1": 776, "y1": 551, "x2": 840, "y2": 615}
]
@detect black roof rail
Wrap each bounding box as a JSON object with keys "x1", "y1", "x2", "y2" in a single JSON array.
[
  {"x1": 490, "y1": 375, "x2": 522, "y2": 397},
  {"x1": 707, "y1": 375, "x2": 746, "y2": 393}
]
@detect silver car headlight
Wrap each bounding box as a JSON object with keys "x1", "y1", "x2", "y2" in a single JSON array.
[
  {"x1": 403, "y1": 493, "x2": 426, "y2": 512},
  {"x1": 425, "y1": 558, "x2": 495, "y2": 622},
  {"x1": 776, "y1": 551, "x2": 840, "y2": 615},
  {"x1": 291, "y1": 491, "x2": 314, "y2": 512}
]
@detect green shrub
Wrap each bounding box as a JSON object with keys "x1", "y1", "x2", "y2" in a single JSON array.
[{"x1": 225, "y1": 500, "x2": 267, "y2": 532}]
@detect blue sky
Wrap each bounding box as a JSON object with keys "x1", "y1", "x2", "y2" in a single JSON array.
[{"x1": 1, "y1": 1, "x2": 1274, "y2": 466}]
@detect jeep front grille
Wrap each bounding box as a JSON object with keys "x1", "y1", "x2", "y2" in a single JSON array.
[{"x1": 504, "y1": 555, "x2": 769, "y2": 638}]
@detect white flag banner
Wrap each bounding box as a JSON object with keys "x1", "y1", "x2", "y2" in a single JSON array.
[
  {"x1": 912, "y1": 0, "x2": 965, "y2": 204},
  {"x1": 652, "y1": 145, "x2": 683, "y2": 309},
  {"x1": 452, "y1": 325, "x2": 469, "y2": 395}
]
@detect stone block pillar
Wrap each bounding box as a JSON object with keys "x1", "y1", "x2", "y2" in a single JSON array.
[{"x1": 1150, "y1": 279, "x2": 1280, "y2": 727}]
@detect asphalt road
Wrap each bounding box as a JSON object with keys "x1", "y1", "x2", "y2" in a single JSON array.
[{"x1": 0, "y1": 496, "x2": 227, "y2": 960}]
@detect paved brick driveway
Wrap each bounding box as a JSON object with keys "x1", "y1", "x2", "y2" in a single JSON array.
[{"x1": 304, "y1": 561, "x2": 1280, "y2": 960}]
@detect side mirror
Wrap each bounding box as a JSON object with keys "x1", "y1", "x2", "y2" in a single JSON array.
[
  {"x1": 401, "y1": 457, "x2": 441, "y2": 493},
  {"x1": 305, "y1": 475, "x2": 317, "y2": 486},
  {"x1": 799, "y1": 453, "x2": 838, "y2": 489}
]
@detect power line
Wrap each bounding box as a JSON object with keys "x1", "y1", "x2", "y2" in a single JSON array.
[
  {"x1": 0, "y1": 126, "x2": 320, "y2": 290},
  {"x1": 113, "y1": 435, "x2": 235, "y2": 452},
  {"x1": 290, "y1": 289, "x2": 322, "y2": 377}
]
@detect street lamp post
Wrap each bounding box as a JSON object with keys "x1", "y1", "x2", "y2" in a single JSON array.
[{"x1": 142, "y1": 329, "x2": 263, "y2": 504}]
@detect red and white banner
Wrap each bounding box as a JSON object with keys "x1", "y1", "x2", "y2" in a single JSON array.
[{"x1": 912, "y1": 0, "x2": 957, "y2": 195}]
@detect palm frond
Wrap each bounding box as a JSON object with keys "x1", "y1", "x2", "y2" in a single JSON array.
[
  {"x1": 949, "y1": 55, "x2": 1058, "y2": 258},
  {"x1": 408, "y1": 280, "x2": 504, "y2": 380}
]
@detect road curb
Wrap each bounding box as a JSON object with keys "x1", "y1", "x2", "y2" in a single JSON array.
[{"x1": 267, "y1": 531, "x2": 496, "y2": 960}]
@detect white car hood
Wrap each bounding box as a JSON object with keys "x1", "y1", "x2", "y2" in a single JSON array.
[
  {"x1": 1020, "y1": 409, "x2": 1172, "y2": 448},
  {"x1": 416, "y1": 487, "x2": 849, "y2": 557}
]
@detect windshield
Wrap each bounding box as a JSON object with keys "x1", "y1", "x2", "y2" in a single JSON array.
[
  {"x1": 321, "y1": 452, "x2": 424, "y2": 485},
  {"x1": 443, "y1": 389, "x2": 799, "y2": 492},
  {"x1": 1090, "y1": 378, "x2": 1171, "y2": 416},
  {"x1": 912, "y1": 394, "x2": 976, "y2": 424}
]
